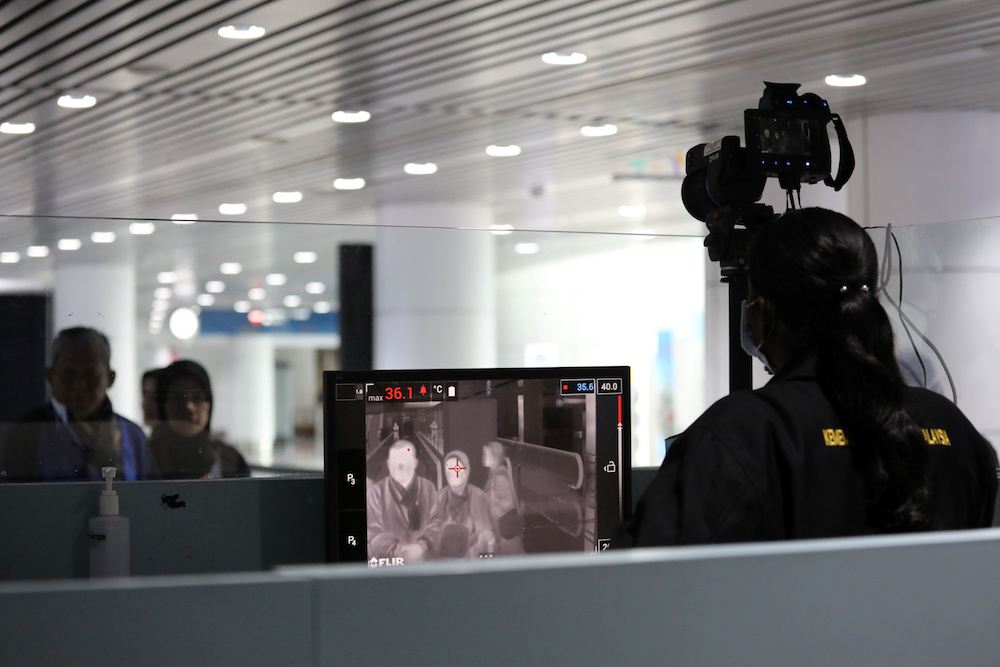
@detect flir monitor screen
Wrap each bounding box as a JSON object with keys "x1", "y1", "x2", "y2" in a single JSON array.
[{"x1": 324, "y1": 366, "x2": 631, "y2": 567}]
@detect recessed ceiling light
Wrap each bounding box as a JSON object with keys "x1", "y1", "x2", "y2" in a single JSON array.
[
  {"x1": 152, "y1": 299, "x2": 170, "y2": 312},
  {"x1": 313, "y1": 301, "x2": 332, "y2": 314},
  {"x1": 486, "y1": 145, "x2": 521, "y2": 157},
  {"x1": 294, "y1": 251, "x2": 317, "y2": 264},
  {"x1": 331, "y1": 110, "x2": 371, "y2": 123},
  {"x1": 154, "y1": 287, "x2": 173, "y2": 300},
  {"x1": 218, "y1": 25, "x2": 265, "y2": 39},
  {"x1": 91, "y1": 231, "x2": 116, "y2": 243},
  {"x1": 273, "y1": 191, "x2": 303, "y2": 203},
  {"x1": 129, "y1": 222, "x2": 155, "y2": 235},
  {"x1": 265, "y1": 273, "x2": 287, "y2": 286},
  {"x1": 619, "y1": 205, "x2": 647, "y2": 218},
  {"x1": 283, "y1": 295, "x2": 302, "y2": 308},
  {"x1": 196, "y1": 294, "x2": 215, "y2": 307},
  {"x1": 220, "y1": 262, "x2": 242, "y2": 275},
  {"x1": 0, "y1": 252, "x2": 21, "y2": 264},
  {"x1": 825, "y1": 74, "x2": 867, "y2": 87},
  {"x1": 1, "y1": 122, "x2": 35, "y2": 134},
  {"x1": 27, "y1": 245, "x2": 49, "y2": 258},
  {"x1": 541, "y1": 52, "x2": 587, "y2": 65},
  {"x1": 514, "y1": 243, "x2": 540, "y2": 255},
  {"x1": 234, "y1": 301, "x2": 252, "y2": 313},
  {"x1": 334, "y1": 178, "x2": 365, "y2": 190},
  {"x1": 248, "y1": 288, "x2": 267, "y2": 300},
  {"x1": 581, "y1": 124, "x2": 618, "y2": 137},
  {"x1": 57, "y1": 238, "x2": 82, "y2": 251},
  {"x1": 57, "y1": 94, "x2": 97, "y2": 109},
  {"x1": 489, "y1": 224, "x2": 514, "y2": 235},
  {"x1": 219, "y1": 202, "x2": 247, "y2": 215},
  {"x1": 404, "y1": 162, "x2": 438, "y2": 175},
  {"x1": 169, "y1": 307, "x2": 200, "y2": 340},
  {"x1": 157, "y1": 271, "x2": 177, "y2": 284},
  {"x1": 305, "y1": 281, "x2": 326, "y2": 294},
  {"x1": 206, "y1": 280, "x2": 226, "y2": 293},
  {"x1": 171, "y1": 214, "x2": 198, "y2": 224}
]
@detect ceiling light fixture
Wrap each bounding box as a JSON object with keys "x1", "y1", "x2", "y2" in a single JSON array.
[
  {"x1": 486, "y1": 145, "x2": 521, "y2": 157},
  {"x1": 1, "y1": 122, "x2": 35, "y2": 134},
  {"x1": 57, "y1": 94, "x2": 97, "y2": 109},
  {"x1": 541, "y1": 52, "x2": 587, "y2": 65},
  {"x1": 265, "y1": 273, "x2": 287, "y2": 286},
  {"x1": 489, "y1": 224, "x2": 514, "y2": 235},
  {"x1": 218, "y1": 25, "x2": 265, "y2": 39},
  {"x1": 334, "y1": 178, "x2": 365, "y2": 190},
  {"x1": 171, "y1": 214, "x2": 198, "y2": 224},
  {"x1": 305, "y1": 282, "x2": 326, "y2": 294},
  {"x1": 0, "y1": 252, "x2": 21, "y2": 264},
  {"x1": 206, "y1": 280, "x2": 226, "y2": 293},
  {"x1": 313, "y1": 301, "x2": 333, "y2": 314},
  {"x1": 157, "y1": 271, "x2": 177, "y2": 284},
  {"x1": 234, "y1": 301, "x2": 252, "y2": 313},
  {"x1": 26, "y1": 245, "x2": 49, "y2": 258},
  {"x1": 219, "y1": 203, "x2": 247, "y2": 215},
  {"x1": 169, "y1": 307, "x2": 200, "y2": 340},
  {"x1": 196, "y1": 294, "x2": 215, "y2": 307},
  {"x1": 514, "y1": 243, "x2": 540, "y2": 255},
  {"x1": 129, "y1": 222, "x2": 155, "y2": 235},
  {"x1": 248, "y1": 288, "x2": 267, "y2": 300},
  {"x1": 825, "y1": 74, "x2": 867, "y2": 87},
  {"x1": 154, "y1": 287, "x2": 173, "y2": 300},
  {"x1": 273, "y1": 191, "x2": 303, "y2": 203},
  {"x1": 283, "y1": 295, "x2": 302, "y2": 308},
  {"x1": 220, "y1": 262, "x2": 242, "y2": 275},
  {"x1": 331, "y1": 110, "x2": 371, "y2": 123},
  {"x1": 57, "y1": 239, "x2": 82, "y2": 251},
  {"x1": 91, "y1": 231, "x2": 116, "y2": 243},
  {"x1": 618, "y1": 205, "x2": 647, "y2": 218},
  {"x1": 581, "y1": 124, "x2": 618, "y2": 137},
  {"x1": 404, "y1": 162, "x2": 438, "y2": 175},
  {"x1": 294, "y1": 251, "x2": 317, "y2": 264}
]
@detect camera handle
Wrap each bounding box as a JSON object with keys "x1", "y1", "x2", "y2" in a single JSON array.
[
  {"x1": 824, "y1": 114, "x2": 855, "y2": 191},
  {"x1": 728, "y1": 274, "x2": 754, "y2": 393}
]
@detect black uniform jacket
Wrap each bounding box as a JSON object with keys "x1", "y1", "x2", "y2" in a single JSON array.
[{"x1": 615, "y1": 356, "x2": 998, "y2": 547}]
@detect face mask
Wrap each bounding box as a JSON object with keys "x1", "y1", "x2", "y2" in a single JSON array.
[{"x1": 740, "y1": 299, "x2": 770, "y2": 368}]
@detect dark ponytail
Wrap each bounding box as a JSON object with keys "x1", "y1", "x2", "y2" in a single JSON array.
[{"x1": 748, "y1": 208, "x2": 931, "y2": 531}]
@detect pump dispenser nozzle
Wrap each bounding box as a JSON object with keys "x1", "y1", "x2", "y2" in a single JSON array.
[{"x1": 99, "y1": 466, "x2": 120, "y2": 516}]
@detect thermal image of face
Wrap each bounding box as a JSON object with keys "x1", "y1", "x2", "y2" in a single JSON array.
[
  {"x1": 387, "y1": 440, "x2": 418, "y2": 489},
  {"x1": 445, "y1": 455, "x2": 469, "y2": 490}
]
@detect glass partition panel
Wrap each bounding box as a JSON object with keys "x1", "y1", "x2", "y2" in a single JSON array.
[
  {"x1": 875, "y1": 216, "x2": 1000, "y2": 445},
  {"x1": 0, "y1": 214, "x2": 709, "y2": 483}
]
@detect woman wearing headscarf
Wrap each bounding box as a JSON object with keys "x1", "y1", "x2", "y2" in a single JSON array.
[
  {"x1": 148, "y1": 359, "x2": 249, "y2": 479},
  {"x1": 435, "y1": 449, "x2": 494, "y2": 558}
]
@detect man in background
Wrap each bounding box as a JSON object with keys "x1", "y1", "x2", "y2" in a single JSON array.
[{"x1": 0, "y1": 327, "x2": 149, "y2": 482}]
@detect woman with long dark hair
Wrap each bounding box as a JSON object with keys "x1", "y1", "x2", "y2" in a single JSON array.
[{"x1": 616, "y1": 208, "x2": 997, "y2": 546}]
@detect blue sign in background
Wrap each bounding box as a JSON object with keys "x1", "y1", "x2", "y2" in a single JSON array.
[{"x1": 199, "y1": 309, "x2": 338, "y2": 335}]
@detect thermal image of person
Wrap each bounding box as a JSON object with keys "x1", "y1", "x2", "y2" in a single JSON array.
[
  {"x1": 435, "y1": 450, "x2": 495, "y2": 558},
  {"x1": 0, "y1": 327, "x2": 149, "y2": 482},
  {"x1": 367, "y1": 439, "x2": 441, "y2": 562},
  {"x1": 482, "y1": 441, "x2": 525, "y2": 555}
]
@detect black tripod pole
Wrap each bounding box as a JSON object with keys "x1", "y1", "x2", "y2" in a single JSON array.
[{"x1": 728, "y1": 274, "x2": 753, "y2": 393}]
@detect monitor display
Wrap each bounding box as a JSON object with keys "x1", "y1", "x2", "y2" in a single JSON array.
[{"x1": 324, "y1": 366, "x2": 631, "y2": 566}]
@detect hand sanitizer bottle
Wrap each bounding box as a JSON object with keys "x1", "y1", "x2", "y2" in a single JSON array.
[{"x1": 89, "y1": 466, "x2": 131, "y2": 578}]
